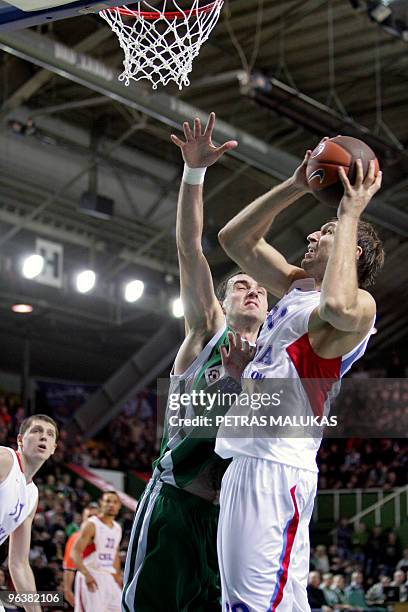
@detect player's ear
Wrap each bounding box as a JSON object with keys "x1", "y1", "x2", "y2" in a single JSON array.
[
  {"x1": 356, "y1": 245, "x2": 362, "y2": 260},
  {"x1": 16, "y1": 433, "x2": 23, "y2": 450}
]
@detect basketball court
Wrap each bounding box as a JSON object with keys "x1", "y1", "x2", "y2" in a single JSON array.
[{"x1": 0, "y1": 1, "x2": 407, "y2": 610}]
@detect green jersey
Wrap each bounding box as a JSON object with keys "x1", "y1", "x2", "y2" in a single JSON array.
[{"x1": 154, "y1": 324, "x2": 233, "y2": 501}]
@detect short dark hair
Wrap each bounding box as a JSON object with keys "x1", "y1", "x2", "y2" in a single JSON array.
[
  {"x1": 216, "y1": 269, "x2": 245, "y2": 302},
  {"x1": 19, "y1": 414, "x2": 59, "y2": 441},
  {"x1": 356, "y1": 220, "x2": 385, "y2": 288}
]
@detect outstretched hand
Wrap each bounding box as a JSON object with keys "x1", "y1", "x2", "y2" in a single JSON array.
[
  {"x1": 170, "y1": 112, "x2": 238, "y2": 168},
  {"x1": 337, "y1": 159, "x2": 382, "y2": 219},
  {"x1": 220, "y1": 331, "x2": 255, "y2": 382}
]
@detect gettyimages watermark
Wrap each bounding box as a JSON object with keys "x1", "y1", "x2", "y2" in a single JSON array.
[{"x1": 156, "y1": 377, "x2": 408, "y2": 439}]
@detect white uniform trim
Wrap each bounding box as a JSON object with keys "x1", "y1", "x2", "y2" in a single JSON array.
[
  {"x1": 0, "y1": 447, "x2": 38, "y2": 545},
  {"x1": 122, "y1": 479, "x2": 163, "y2": 609}
]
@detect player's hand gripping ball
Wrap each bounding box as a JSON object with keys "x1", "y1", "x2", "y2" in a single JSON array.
[{"x1": 306, "y1": 135, "x2": 380, "y2": 207}]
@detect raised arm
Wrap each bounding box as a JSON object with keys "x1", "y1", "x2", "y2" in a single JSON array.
[
  {"x1": 171, "y1": 112, "x2": 237, "y2": 332},
  {"x1": 8, "y1": 501, "x2": 42, "y2": 612},
  {"x1": 171, "y1": 113, "x2": 238, "y2": 374},
  {"x1": 218, "y1": 149, "x2": 317, "y2": 298},
  {"x1": 318, "y1": 160, "x2": 381, "y2": 333}
]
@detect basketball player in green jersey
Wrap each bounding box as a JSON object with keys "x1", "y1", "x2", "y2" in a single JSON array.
[{"x1": 122, "y1": 113, "x2": 268, "y2": 612}]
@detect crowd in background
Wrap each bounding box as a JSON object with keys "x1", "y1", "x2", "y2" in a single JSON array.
[{"x1": 307, "y1": 531, "x2": 408, "y2": 610}]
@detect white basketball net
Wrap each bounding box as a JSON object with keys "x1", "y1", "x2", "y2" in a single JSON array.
[{"x1": 100, "y1": 1, "x2": 224, "y2": 89}]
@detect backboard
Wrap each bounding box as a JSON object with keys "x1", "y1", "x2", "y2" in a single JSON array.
[{"x1": 0, "y1": 0, "x2": 120, "y2": 31}]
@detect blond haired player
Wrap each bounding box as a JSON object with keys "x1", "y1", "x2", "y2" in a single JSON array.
[
  {"x1": 0, "y1": 414, "x2": 58, "y2": 612},
  {"x1": 71, "y1": 490, "x2": 122, "y2": 612}
]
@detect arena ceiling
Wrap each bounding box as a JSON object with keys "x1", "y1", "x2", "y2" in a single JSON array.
[{"x1": 0, "y1": 0, "x2": 407, "y2": 384}]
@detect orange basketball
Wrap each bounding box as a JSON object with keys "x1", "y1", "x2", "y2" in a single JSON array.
[{"x1": 306, "y1": 136, "x2": 380, "y2": 208}]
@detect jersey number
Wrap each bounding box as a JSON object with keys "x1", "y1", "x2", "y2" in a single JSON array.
[{"x1": 105, "y1": 537, "x2": 115, "y2": 549}]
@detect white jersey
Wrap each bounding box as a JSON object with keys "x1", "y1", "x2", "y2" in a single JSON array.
[
  {"x1": 216, "y1": 278, "x2": 374, "y2": 473},
  {"x1": 83, "y1": 516, "x2": 122, "y2": 574},
  {"x1": 0, "y1": 447, "x2": 38, "y2": 545}
]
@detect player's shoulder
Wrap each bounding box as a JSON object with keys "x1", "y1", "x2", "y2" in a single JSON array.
[
  {"x1": 81, "y1": 517, "x2": 97, "y2": 535},
  {"x1": 358, "y1": 287, "x2": 376, "y2": 308},
  {"x1": 0, "y1": 446, "x2": 15, "y2": 482}
]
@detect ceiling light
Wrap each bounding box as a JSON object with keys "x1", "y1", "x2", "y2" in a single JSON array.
[
  {"x1": 12, "y1": 304, "x2": 33, "y2": 314},
  {"x1": 22, "y1": 254, "x2": 44, "y2": 279},
  {"x1": 124, "y1": 280, "x2": 144, "y2": 303},
  {"x1": 172, "y1": 297, "x2": 184, "y2": 318},
  {"x1": 75, "y1": 269, "x2": 96, "y2": 294},
  {"x1": 371, "y1": 3, "x2": 392, "y2": 21}
]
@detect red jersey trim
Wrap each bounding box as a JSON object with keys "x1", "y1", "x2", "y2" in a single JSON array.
[
  {"x1": 286, "y1": 333, "x2": 341, "y2": 418},
  {"x1": 15, "y1": 451, "x2": 24, "y2": 473},
  {"x1": 82, "y1": 542, "x2": 96, "y2": 559}
]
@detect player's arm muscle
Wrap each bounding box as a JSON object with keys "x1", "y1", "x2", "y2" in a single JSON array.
[
  {"x1": 177, "y1": 182, "x2": 224, "y2": 333},
  {"x1": 218, "y1": 178, "x2": 307, "y2": 298},
  {"x1": 63, "y1": 570, "x2": 75, "y2": 606},
  {"x1": 8, "y1": 501, "x2": 42, "y2": 612},
  {"x1": 71, "y1": 521, "x2": 95, "y2": 576},
  {"x1": 318, "y1": 215, "x2": 376, "y2": 333},
  {"x1": 0, "y1": 448, "x2": 13, "y2": 483}
]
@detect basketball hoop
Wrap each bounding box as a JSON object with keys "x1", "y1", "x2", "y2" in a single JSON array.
[{"x1": 100, "y1": 1, "x2": 224, "y2": 90}]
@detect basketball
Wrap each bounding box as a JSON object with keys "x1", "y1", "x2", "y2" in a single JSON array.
[{"x1": 306, "y1": 136, "x2": 380, "y2": 208}]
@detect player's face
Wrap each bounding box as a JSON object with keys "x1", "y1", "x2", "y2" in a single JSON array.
[
  {"x1": 19, "y1": 419, "x2": 57, "y2": 462},
  {"x1": 301, "y1": 220, "x2": 362, "y2": 281},
  {"x1": 223, "y1": 274, "x2": 268, "y2": 324},
  {"x1": 100, "y1": 493, "x2": 121, "y2": 518},
  {"x1": 300, "y1": 221, "x2": 337, "y2": 276}
]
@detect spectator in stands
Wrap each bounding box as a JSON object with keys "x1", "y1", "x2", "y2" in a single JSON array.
[
  {"x1": 383, "y1": 532, "x2": 402, "y2": 575},
  {"x1": 365, "y1": 574, "x2": 391, "y2": 607},
  {"x1": 307, "y1": 571, "x2": 333, "y2": 611},
  {"x1": 334, "y1": 518, "x2": 352, "y2": 559},
  {"x1": 332, "y1": 575, "x2": 352, "y2": 609},
  {"x1": 390, "y1": 569, "x2": 407, "y2": 602},
  {"x1": 396, "y1": 548, "x2": 408, "y2": 573},
  {"x1": 321, "y1": 573, "x2": 341, "y2": 609},
  {"x1": 351, "y1": 522, "x2": 368, "y2": 563},
  {"x1": 345, "y1": 571, "x2": 385, "y2": 611},
  {"x1": 313, "y1": 545, "x2": 331, "y2": 574},
  {"x1": 364, "y1": 525, "x2": 384, "y2": 577}
]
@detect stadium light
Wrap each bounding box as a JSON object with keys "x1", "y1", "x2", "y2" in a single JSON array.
[
  {"x1": 124, "y1": 280, "x2": 144, "y2": 303},
  {"x1": 75, "y1": 269, "x2": 96, "y2": 294},
  {"x1": 350, "y1": 0, "x2": 408, "y2": 41},
  {"x1": 22, "y1": 254, "x2": 44, "y2": 279},
  {"x1": 12, "y1": 304, "x2": 33, "y2": 314},
  {"x1": 172, "y1": 297, "x2": 184, "y2": 318}
]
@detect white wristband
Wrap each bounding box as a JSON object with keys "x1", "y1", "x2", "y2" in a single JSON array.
[{"x1": 182, "y1": 164, "x2": 207, "y2": 185}]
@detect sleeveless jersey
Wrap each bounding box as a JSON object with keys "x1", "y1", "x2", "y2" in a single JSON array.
[
  {"x1": 0, "y1": 447, "x2": 38, "y2": 545},
  {"x1": 215, "y1": 278, "x2": 375, "y2": 473},
  {"x1": 155, "y1": 323, "x2": 234, "y2": 500},
  {"x1": 83, "y1": 516, "x2": 122, "y2": 574}
]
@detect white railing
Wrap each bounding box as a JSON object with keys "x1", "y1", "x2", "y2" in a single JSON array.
[
  {"x1": 313, "y1": 486, "x2": 408, "y2": 529},
  {"x1": 349, "y1": 485, "x2": 408, "y2": 528}
]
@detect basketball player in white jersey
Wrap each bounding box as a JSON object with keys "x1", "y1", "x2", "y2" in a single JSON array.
[
  {"x1": 0, "y1": 414, "x2": 58, "y2": 612},
  {"x1": 215, "y1": 149, "x2": 385, "y2": 611},
  {"x1": 71, "y1": 490, "x2": 122, "y2": 612}
]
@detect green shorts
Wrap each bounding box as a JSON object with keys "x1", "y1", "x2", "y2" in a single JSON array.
[{"x1": 122, "y1": 480, "x2": 221, "y2": 612}]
